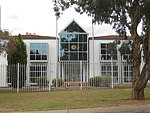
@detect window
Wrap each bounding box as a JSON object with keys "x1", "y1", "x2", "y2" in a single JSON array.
[
  {"x1": 101, "y1": 64, "x2": 118, "y2": 83},
  {"x1": 123, "y1": 65, "x2": 132, "y2": 83},
  {"x1": 100, "y1": 43, "x2": 111, "y2": 60},
  {"x1": 122, "y1": 54, "x2": 132, "y2": 61},
  {"x1": 60, "y1": 33, "x2": 87, "y2": 61},
  {"x1": 59, "y1": 21, "x2": 88, "y2": 61},
  {"x1": 100, "y1": 43, "x2": 117, "y2": 60},
  {"x1": 30, "y1": 43, "x2": 48, "y2": 61},
  {"x1": 29, "y1": 64, "x2": 47, "y2": 83}
]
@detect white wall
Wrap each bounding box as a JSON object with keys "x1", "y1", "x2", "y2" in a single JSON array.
[
  {"x1": 0, "y1": 53, "x2": 8, "y2": 87},
  {"x1": 23, "y1": 39, "x2": 57, "y2": 85},
  {"x1": 89, "y1": 39, "x2": 114, "y2": 77}
]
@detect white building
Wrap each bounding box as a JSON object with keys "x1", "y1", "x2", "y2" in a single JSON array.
[
  {"x1": 22, "y1": 20, "x2": 132, "y2": 86},
  {"x1": 89, "y1": 35, "x2": 132, "y2": 84},
  {"x1": 22, "y1": 35, "x2": 57, "y2": 86},
  {"x1": 0, "y1": 19, "x2": 135, "y2": 87}
]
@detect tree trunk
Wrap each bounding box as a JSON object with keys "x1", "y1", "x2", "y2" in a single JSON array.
[
  {"x1": 129, "y1": 4, "x2": 147, "y2": 99},
  {"x1": 131, "y1": 12, "x2": 150, "y2": 100},
  {"x1": 133, "y1": 88, "x2": 144, "y2": 100},
  {"x1": 130, "y1": 24, "x2": 145, "y2": 99},
  {"x1": 132, "y1": 37, "x2": 144, "y2": 99}
]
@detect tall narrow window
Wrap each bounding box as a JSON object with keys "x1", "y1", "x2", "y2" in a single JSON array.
[
  {"x1": 124, "y1": 65, "x2": 132, "y2": 83},
  {"x1": 100, "y1": 43, "x2": 111, "y2": 60}
]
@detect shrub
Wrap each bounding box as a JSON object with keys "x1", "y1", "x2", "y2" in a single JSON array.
[
  {"x1": 89, "y1": 76, "x2": 102, "y2": 87},
  {"x1": 36, "y1": 76, "x2": 49, "y2": 87},
  {"x1": 52, "y1": 78, "x2": 64, "y2": 87},
  {"x1": 101, "y1": 76, "x2": 111, "y2": 87}
]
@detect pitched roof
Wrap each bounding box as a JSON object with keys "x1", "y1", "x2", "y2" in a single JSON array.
[
  {"x1": 59, "y1": 19, "x2": 88, "y2": 34},
  {"x1": 22, "y1": 35, "x2": 55, "y2": 39}
]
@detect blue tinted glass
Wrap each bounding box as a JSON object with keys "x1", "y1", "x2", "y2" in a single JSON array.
[
  {"x1": 59, "y1": 25, "x2": 87, "y2": 61},
  {"x1": 30, "y1": 43, "x2": 48, "y2": 60},
  {"x1": 60, "y1": 33, "x2": 68, "y2": 42},
  {"x1": 60, "y1": 50, "x2": 64, "y2": 57},
  {"x1": 42, "y1": 44, "x2": 48, "y2": 48},
  {"x1": 36, "y1": 43, "x2": 41, "y2": 49},
  {"x1": 30, "y1": 43, "x2": 35, "y2": 48},
  {"x1": 69, "y1": 34, "x2": 78, "y2": 42},
  {"x1": 60, "y1": 52, "x2": 69, "y2": 60},
  {"x1": 38, "y1": 49, "x2": 42, "y2": 55},
  {"x1": 42, "y1": 50, "x2": 47, "y2": 55},
  {"x1": 60, "y1": 33, "x2": 78, "y2": 42}
]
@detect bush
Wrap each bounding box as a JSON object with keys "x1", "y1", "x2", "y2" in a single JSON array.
[
  {"x1": 36, "y1": 77, "x2": 49, "y2": 87},
  {"x1": 52, "y1": 78, "x2": 64, "y2": 87},
  {"x1": 101, "y1": 76, "x2": 111, "y2": 87},
  {"x1": 89, "y1": 76, "x2": 102, "y2": 87},
  {"x1": 89, "y1": 76, "x2": 111, "y2": 87}
]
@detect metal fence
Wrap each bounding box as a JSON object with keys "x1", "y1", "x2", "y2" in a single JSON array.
[{"x1": 0, "y1": 62, "x2": 149, "y2": 93}]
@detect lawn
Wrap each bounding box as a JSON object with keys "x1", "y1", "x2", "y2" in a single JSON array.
[{"x1": 0, "y1": 88, "x2": 150, "y2": 112}]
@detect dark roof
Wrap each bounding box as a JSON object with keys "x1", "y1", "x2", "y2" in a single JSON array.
[
  {"x1": 95, "y1": 35, "x2": 121, "y2": 39},
  {"x1": 89, "y1": 35, "x2": 131, "y2": 40},
  {"x1": 22, "y1": 35, "x2": 55, "y2": 39}
]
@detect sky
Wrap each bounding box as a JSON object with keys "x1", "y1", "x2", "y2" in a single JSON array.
[{"x1": 0, "y1": 0, "x2": 117, "y2": 37}]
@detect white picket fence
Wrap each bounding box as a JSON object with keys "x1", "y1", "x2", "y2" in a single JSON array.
[{"x1": 0, "y1": 62, "x2": 149, "y2": 93}]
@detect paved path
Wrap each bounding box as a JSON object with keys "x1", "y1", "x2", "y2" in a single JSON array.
[{"x1": 12, "y1": 104, "x2": 150, "y2": 113}]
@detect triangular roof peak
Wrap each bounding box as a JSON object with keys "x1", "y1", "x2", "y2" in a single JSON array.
[{"x1": 59, "y1": 19, "x2": 88, "y2": 34}]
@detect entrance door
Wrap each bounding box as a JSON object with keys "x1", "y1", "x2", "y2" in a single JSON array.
[{"x1": 61, "y1": 62, "x2": 80, "y2": 82}]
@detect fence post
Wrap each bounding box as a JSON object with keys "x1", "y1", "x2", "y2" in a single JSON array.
[
  {"x1": 111, "y1": 57, "x2": 114, "y2": 89},
  {"x1": 80, "y1": 61, "x2": 83, "y2": 90},
  {"x1": 56, "y1": 62, "x2": 58, "y2": 88},
  {"x1": 17, "y1": 63, "x2": 19, "y2": 93},
  {"x1": 48, "y1": 63, "x2": 51, "y2": 91}
]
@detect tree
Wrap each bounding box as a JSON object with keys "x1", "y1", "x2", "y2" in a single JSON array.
[
  {"x1": 0, "y1": 30, "x2": 17, "y2": 56},
  {"x1": 54, "y1": 0, "x2": 150, "y2": 100},
  {"x1": 0, "y1": 30, "x2": 9, "y2": 54},
  {"x1": 8, "y1": 34, "x2": 27, "y2": 64},
  {"x1": 8, "y1": 34, "x2": 27, "y2": 88},
  {"x1": 107, "y1": 39, "x2": 133, "y2": 62}
]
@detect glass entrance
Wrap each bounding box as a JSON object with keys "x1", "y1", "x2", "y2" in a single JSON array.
[{"x1": 62, "y1": 62, "x2": 80, "y2": 82}]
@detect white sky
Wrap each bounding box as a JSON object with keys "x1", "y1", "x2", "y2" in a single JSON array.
[{"x1": 0, "y1": 0, "x2": 117, "y2": 37}]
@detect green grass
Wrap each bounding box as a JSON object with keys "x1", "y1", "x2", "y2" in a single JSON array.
[{"x1": 0, "y1": 88, "x2": 150, "y2": 112}]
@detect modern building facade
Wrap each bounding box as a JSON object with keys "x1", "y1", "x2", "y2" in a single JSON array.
[{"x1": 0, "y1": 19, "x2": 136, "y2": 87}]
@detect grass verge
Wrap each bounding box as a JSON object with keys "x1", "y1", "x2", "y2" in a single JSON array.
[{"x1": 0, "y1": 88, "x2": 150, "y2": 112}]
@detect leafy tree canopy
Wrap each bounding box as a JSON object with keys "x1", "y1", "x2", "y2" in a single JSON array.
[
  {"x1": 0, "y1": 30, "x2": 16, "y2": 55},
  {"x1": 8, "y1": 34, "x2": 27, "y2": 64},
  {"x1": 0, "y1": 30, "x2": 9, "y2": 54},
  {"x1": 53, "y1": 0, "x2": 150, "y2": 100},
  {"x1": 53, "y1": 0, "x2": 150, "y2": 36}
]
